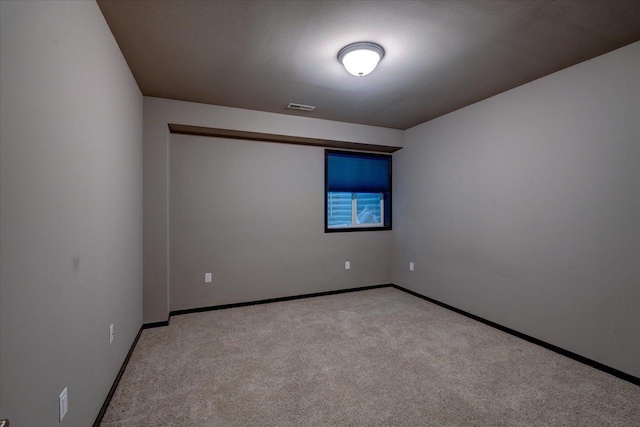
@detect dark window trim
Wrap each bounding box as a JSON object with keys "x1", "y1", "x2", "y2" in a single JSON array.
[{"x1": 324, "y1": 149, "x2": 392, "y2": 233}]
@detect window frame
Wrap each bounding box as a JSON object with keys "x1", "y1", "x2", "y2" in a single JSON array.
[{"x1": 324, "y1": 149, "x2": 392, "y2": 233}]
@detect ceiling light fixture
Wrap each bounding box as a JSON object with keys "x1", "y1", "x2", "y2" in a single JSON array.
[{"x1": 338, "y1": 42, "x2": 385, "y2": 77}]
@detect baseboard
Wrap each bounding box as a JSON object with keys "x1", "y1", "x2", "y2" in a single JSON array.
[
  {"x1": 390, "y1": 284, "x2": 639, "y2": 387},
  {"x1": 93, "y1": 326, "x2": 144, "y2": 426},
  {"x1": 142, "y1": 320, "x2": 170, "y2": 329},
  {"x1": 170, "y1": 283, "x2": 393, "y2": 317}
]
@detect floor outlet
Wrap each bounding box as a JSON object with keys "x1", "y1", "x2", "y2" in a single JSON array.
[{"x1": 59, "y1": 387, "x2": 68, "y2": 421}]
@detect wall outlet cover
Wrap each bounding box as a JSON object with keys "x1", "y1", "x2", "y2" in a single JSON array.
[
  {"x1": 410, "y1": 262, "x2": 415, "y2": 271},
  {"x1": 205, "y1": 272, "x2": 212, "y2": 283},
  {"x1": 345, "y1": 261, "x2": 350, "y2": 270},
  {"x1": 109, "y1": 324, "x2": 114, "y2": 344},
  {"x1": 59, "y1": 387, "x2": 68, "y2": 421}
]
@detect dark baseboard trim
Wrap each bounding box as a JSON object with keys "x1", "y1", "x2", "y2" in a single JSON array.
[
  {"x1": 142, "y1": 320, "x2": 170, "y2": 329},
  {"x1": 93, "y1": 326, "x2": 144, "y2": 427},
  {"x1": 170, "y1": 284, "x2": 393, "y2": 317},
  {"x1": 390, "y1": 284, "x2": 639, "y2": 387}
]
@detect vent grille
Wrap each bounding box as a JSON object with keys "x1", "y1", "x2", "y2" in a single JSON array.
[{"x1": 287, "y1": 103, "x2": 316, "y2": 112}]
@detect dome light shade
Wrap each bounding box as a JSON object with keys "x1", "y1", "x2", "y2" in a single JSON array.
[{"x1": 338, "y1": 42, "x2": 385, "y2": 77}]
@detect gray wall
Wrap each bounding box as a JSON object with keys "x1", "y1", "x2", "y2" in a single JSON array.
[
  {"x1": 0, "y1": 1, "x2": 143, "y2": 426},
  {"x1": 144, "y1": 97, "x2": 403, "y2": 322},
  {"x1": 170, "y1": 135, "x2": 391, "y2": 310},
  {"x1": 392, "y1": 41, "x2": 640, "y2": 377}
]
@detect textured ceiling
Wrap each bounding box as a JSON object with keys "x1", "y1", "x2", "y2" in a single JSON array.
[{"x1": 97, "y1": 0, "x2": 640, "y2": 130}]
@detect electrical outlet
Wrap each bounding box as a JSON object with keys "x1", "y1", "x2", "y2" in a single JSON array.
[
  {"x1": 109, "y1": 324, "x2": 114, "y2": 344},
  {"x1": 409, "y1": 262, "x2": 414, "y2": 271},
  {"x1": 345, "y1": 261, "x2": 350, "y2": 270},
  {"x1": 59, "y1": 387, "x2": 68, "y2": 421},
  {"x1": 205, "y1": 272, "x2": 212, "y2": 283}
]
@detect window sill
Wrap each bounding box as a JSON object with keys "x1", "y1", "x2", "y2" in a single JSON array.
[{"x1": 325, "y1": 225, "x2": 392, "y2": 233}]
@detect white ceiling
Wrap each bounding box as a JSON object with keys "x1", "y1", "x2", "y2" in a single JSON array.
[{"x1": 98, "y1": 0, "x2": 640, "y2": 129}]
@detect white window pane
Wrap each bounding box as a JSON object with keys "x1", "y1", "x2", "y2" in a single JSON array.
[
  {"x1": 327, "y1": 192, "x2": 352, "y2": 227},
  {"x1": 355, "y1": 193, "x2": 382, "y2": 224}
]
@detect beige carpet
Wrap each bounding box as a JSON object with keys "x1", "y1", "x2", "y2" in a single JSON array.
[{"x1": 101, "y1": 288, "x2": 639, "y2": 426}]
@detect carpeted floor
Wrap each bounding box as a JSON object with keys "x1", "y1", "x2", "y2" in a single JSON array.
[{"x1": 101, "y1": 287, "x2": 639, "y2": 426}]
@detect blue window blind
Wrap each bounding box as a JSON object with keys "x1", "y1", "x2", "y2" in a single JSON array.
[{"x1": 327, "y1": 151, "x2": 390, "y2": 193}]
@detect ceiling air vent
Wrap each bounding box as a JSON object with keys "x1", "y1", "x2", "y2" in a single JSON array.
[{"x1": 286, "y1": 103, "x2": 316, "y2": 112}]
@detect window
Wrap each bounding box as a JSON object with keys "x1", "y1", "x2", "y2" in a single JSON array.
[{"x1": 325, "y1": 150, "x2": 392, "y2": 232}]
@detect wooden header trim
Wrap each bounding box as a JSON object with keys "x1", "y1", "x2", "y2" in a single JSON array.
[{"x1": 168, "y1": 124, "x2": 402, "y2": 153}]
